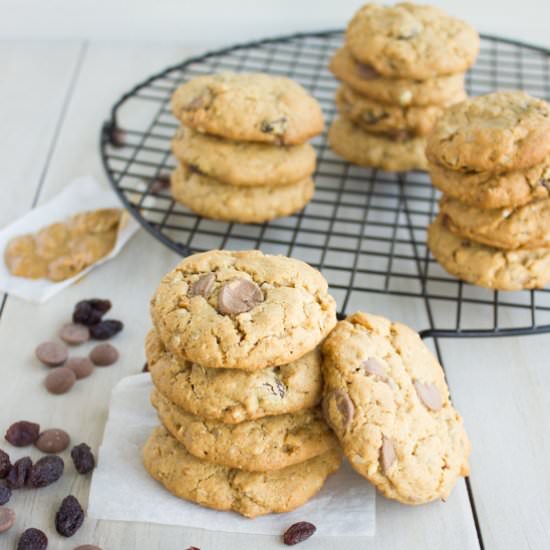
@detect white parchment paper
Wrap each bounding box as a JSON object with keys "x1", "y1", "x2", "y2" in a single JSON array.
[
  {"x1": 0, "y1": 176, "x2": 139, "y2": 303},
  {"x1": 88, "y1": 374, "x2": 376, "y2": 536}
]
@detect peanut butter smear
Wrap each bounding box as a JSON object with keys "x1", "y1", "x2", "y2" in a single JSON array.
[{"x1": 4, "y1": 208, "x2": 123, "y2": 281}]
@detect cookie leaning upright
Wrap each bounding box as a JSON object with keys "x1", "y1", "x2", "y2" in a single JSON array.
[{"x1": 321, "y1": 312, "x2": 470, "y2": 505}]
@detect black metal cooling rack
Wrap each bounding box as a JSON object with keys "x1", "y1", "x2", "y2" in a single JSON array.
[{"x1": 100, "y1": 30, "x2": 550, "y2": 340}]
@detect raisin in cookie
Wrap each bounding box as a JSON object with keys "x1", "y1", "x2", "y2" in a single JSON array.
[
  {"x1": 346, "y1": 3, "x2": 479, "y2": 79},
  {"x1": 142, "y1": 425, "x2": 341, "y2": 518},
  {"x1": 150, "y1": 249, "x2": 337, "y2": 370},
  {"x1": 426, "y1": 91, "x2": 550, "y2": 172},
  {"x1": 152, "y1": 390, "x2": 337, "y2": 472},
  {"x1": 171, "y1": 72, "x2": 324, "y2": 145},
  {"x1": 428, "y1": 214, "x2": 550, "y2": 290},
  {"x1": 146, "y1": 330, "x2": 323, "y2": 423},
  {"x1": 322, "y1": 311, "x2": 470, "y2": 504}
]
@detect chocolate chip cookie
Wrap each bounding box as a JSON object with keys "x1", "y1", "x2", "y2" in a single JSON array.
[
  {"x1": 150, "y1": 249, "x2": 337, "y2": 370},
  {"x1": 142, "y1": 425, "x2": 341, "y2": 518},
  {"x1": 322, "y1": 311, "x2": 471, "y2": 504}
]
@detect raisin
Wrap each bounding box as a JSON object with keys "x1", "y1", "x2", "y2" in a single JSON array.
[
  {"x1": 55, "y1": 495, "x2": 84, "y2": 537},
  {"x1": 0, "y1": 448, "x2": 11, "y2": 478},
  {"x1": 5, "y1": 421, "x2": 40, "y2": 447},
  {"x1": 6, "y1": 456, "x2": 32, "y2": 489},
  {"x1": 142, "y1": 363, "x2": 149, "y2": 373},
  {"x1": 17, "y1": 527, "x2": 48, "y2": 550},
  {"x1": 71, "y1": 443, "x2": 96, "y2": 474},
  {"x1": 186, "y1": 547, "x2": 200, "y2": 550},
  {"x1": 28, "y1": 456, "x2": 64, "y2": 488},
  {"x1": 72, "y1": 299, "x2": 111, "y2": 326},
  {"x1": 89, "y1": 319, "x2": 123, "y2": 340},
  {"x1": 0, "y1": 485, "x2": 11, "y2": 505},
  {"x1": 283, "y1": 522, "x2": 316, "y2": 546}
]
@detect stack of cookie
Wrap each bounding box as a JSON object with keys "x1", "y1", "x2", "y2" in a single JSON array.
[
  {"x1": 142, "y1": 250, "x2": 341, "y2": 518},
  {"x1": 328, "y1": 3, "x2": 479, "y2": 172},
  {"x1": 169, "y1": 72, "x2": 324, "y2": 224},
  {"x1": 427, "y1": 91, "x2": 550, "y2": 291}
]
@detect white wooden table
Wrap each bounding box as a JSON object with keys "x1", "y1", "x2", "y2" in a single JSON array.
[{"x1": 1, "y1": 39, "x2": 549, "y2": 550}]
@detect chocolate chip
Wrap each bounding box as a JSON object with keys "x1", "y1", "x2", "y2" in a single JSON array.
[
  {"x1": 89, "y1": 343, "x2": 119, "y2": 366},
  {"x1": 260, "y1": 117, "x2": 288, "y2": 136},
  {"x1": 5, "y1": 421, "x2": 40, "y2": 447},
  {"x1": 380, "y1": 435, "x2": 396, "y2": 474},
  {"x1": 73, "y1": 299, "x2": 111, "y2": 326},
  {"x1": 71, "y1": 443, "x2": 95, "y2": 474},
  {"x1": 283, "y1": 521, "x2": 316, "y2": 545},
  {"x1": 6, "y1": 456, "x2": 32, "y2": 489},
  {"x1": 0, "y1": 485, "x2": 11, "y2": 505},
  {"x1": 45, "y1": 367, "x2": 76, "y2": 394},
  {"x1": 362, "y1": 357, "x2": 387, "y2": 378},
  {"x1": 35, "y1": 429, "x2": 71, "y2": 454},
  {"x1": 89, "y1": 319, "x2": 123, "y2": 340},
  {"x1": 149, "y1": 175, "x2": 171, "y2": 195},
  {"x1": 0, "y1": 448, "x2": 11, "y2": 478},
  {"x1": 414, "y1": 381, "x2": 443, "y2": 412},
  {"x1": 217, "y1": 279, "x2": 264, "y2": 315},
  {"x1": 55, "y1": 495, "x2": 84, "y2": 537},
  {"x1": 17, "y1": 528, "x2": 48, "y2": 550},
  {"x1": 66, "y1": 357, "x2": 94, "y2": 379},
  {"x1": 28, "y1": 455, "x2": 64, "y2": 488},
  {"x1": 0, "y1": 507, "x2": 15, "y2": 533},
  {"x1": 355, "y1": 62, "x2": 379, "y2": 79},
  {"x1": 35, "y1": 341, "x2": 68, "y2": 367},
  {"x1": 189, "y1": 273, "x2": 215, "y2": 297},
  {"x1": 325, "y1": 389, "x2": 354, "y2": 431},
  {"x1": 59, "y1": 323, "x2": 90, "y2": 345}
]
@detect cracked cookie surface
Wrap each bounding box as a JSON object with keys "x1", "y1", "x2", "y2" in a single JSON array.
[
  {"x1": 428, "y1": 214, "x2": 550, "y2": 290},
  {"x1": 150, "y1": 249, "x2": 337, "y2": 370},
  {"x1": 142, "y1": 425, "x2": 342, "y2": 518},
  {"x1": 346, "y1": 3, "x2": 479, "y2": 79},
  {"x1": 171, "y1": 72, "x2": 324, "y2": 145},
  {"x1": 321, "y1": 311, "x2": 470, "y2": 504},
  {"x1": 146, "y1": 330, "x2": 323, "y2": 423},
  {"x1": 152, "y1": 390, "x2": 337, "y2": 471},
  {"x1": 426, "y1": 91, "x2": 550, "y2": 172}
]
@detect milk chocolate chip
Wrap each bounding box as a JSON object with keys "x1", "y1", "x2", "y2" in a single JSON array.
[
  {"x1": 66, "y1": 357, "x2": 94, "y2": 379},
  {"x1": 0, "y1": 508, "x2": 16, "y2": 534},
  {"x1": 185, "y1": 90, "x2": 212, "y2": 110},
  {"x1": 45, "y1": 367, "x2": 76, "y2": 395},
  {"x1": 356, "y1": 62, "x2": 379, "y2": 79},
  {"x1": 217, "y1": 279, "x2": 263, "y2": 315},
  {"x1": 380, "y1": 435, "x2": 396, "y2": 474},
  {"x1": 35, "y1": 429, "x2": 71, "y2": 454},
  {"x1": 89, "y1": 343, "x2": 119, "y2": 366},
  {"x1": 189, "y1": 273, "x2": 215, "y2": 297},
  {"x1": 414, "y1": 381, "x2": 443, "y2": 412},
  {"x1": 325, "y1": 389, "x2": 354, "y2": 431},
  {"x1": 35, "y1": 341, "x2": 68, "y2": 367},
  {"x1": 362, "y1": 357, "x2": 387, "y2": 378},
  {"x1": 59, "y1": 323, "x2": 90, "y2": 345}
]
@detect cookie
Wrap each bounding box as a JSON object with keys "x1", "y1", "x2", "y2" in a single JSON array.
[
  {"x1": 440, "y1": 195, "x2": 550, "y2": 250},
  {"x1": 322, "y1": 311, "x2": 470, "y2": 504},
  {"x1": 428, "y1": 159, "x2": 550, "y2": 209},
  {"x1": 426, "y1": 91, "x2": 550, "y2": 172},
  {"x1": 152, "y1": 390, "x2": 337, "y2": 471},
  {"x1": 428, "y1": 214, "x2": 550, "y2": 290},
  {"x1": 142, "y1": 425, "x2": 341, "y2": 518},
  {"x1": 150, "y1": 249, "x2": 337, "y2": 370},
  {"x1": 336, "y1": 85, "x2": 464, "y2": 137},
  {"x1": 171, "y1": 72, "x2": 324, "y2": 145},
  {"x1": 328, "y1": 117, "x2": 428, "y2": 172},
  {"x1": 346, "y1": 3, "x2": 479, "y2": 79},
  {"x1": 146, "y1": 330, "x2": 323, "y2": 423},
  {"x1": 171, "y1": 127, "x2": 316, "y2": 187},
  {"x1": 171, "y1": 163, "x2": 314, "y2": 223},
  {"x1": 329, "y1": 47, "x2": 466, "y2": 107}
]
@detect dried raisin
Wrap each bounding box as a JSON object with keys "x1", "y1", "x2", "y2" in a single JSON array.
[
  {"x1": 72, "y1": 299, "x2": 111, "y2": 326},
  {"x1": 6, "y1": 456, "x2": 32, "y2": 489},
  {"x1": 71, "y1": 443, "x2": 95, "y2": 474},
  {"x1": 17, "y1": 527, "x2": 48, "y2": 550},
  {"x1": 283, "y1": 522, "x2": 316, "y2": 546},
  {"x1": 0, "y1": 448, "x2": 11, "y2": 478},
  {"x1": 28, "y1": 456, "x2": 64, "y2": 488},
  {"x1": 55, "y1": 495, "x2": 84, "y2": 537},
  {"x1": 89, "y1": 319, "x2": 123, "y2": 340},
  {"x1": 0, "y1": 485, "x2": 11, "y2": 505},
  {"x1": 5, "y1": 421, "x2": 40, "y2": 447}
]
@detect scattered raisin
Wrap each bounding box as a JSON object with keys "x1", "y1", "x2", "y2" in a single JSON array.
[
  {"x1": 28, "y1": 456, "x2": 64, "y2": 488},
  {"x1": 283, "y1": 522, "x2": 317, "y2": 546},
  {"x1": 73, "y1": 299, "x2": 111, "y2": 326},
  {"x1": 0, "y1": 485, "x2": 11, "y2": 505},
  {"x1": 89, "y1": 319, "x2": 123, "y2": 340},
  {"x1": 6, "y1": 456, "x2": 32, "y2": 489},
  {"x1": 142, "y1": 363, "x2": 149, "y2": 373},
  {"x1": 0, "y1": 449, "x2": 11, "y2": 478},
  {"x1": 5, "y1": 421, "x2": 40, "y2": 447},
  {"x1": 17, "y1": 527, "x2": 48, "y2": 550},
  {"x1": 71, "y1": 443, "x2": 95, "y2": 474},
  {"x1": 55, "y1": 495, "x2": 84, "y2": 537},
  {"x1": 186, "y1": 547, "x2": 200, "y2": 550}
]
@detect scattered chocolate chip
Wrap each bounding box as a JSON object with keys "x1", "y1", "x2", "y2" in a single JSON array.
[
  {"x1": 73, "y1": 299, "x2": 111, "y2": 326},
  {"x1": 35, "y1": 341, "x2": 68, "y2": 367},
  {"x1": 283, "y1": 521, "x2": 316, "y2": 545},
  {"x1": 89, "y1": 343, "x2": 119, "y2": 366},
  {"x1": 75, "y1": 546, "x2": 103, "y2": 550},
  {"x1": 45, "y1": 367, "x2": 77, "y2": 395},
  {"x1": 325, "y1": 389, "x2": 354, "y2": 431},
  {"x1": 55, "y1": 495, "x2": 85, "y2": 537},
  {"x1": 380, "y1": 435, "x2": 396, "y2": 474},
  {"x1": 66, "y1": 357, "x2": 94, "y2": 379},
  {"x1": 18, "y1": 527, "x2": 48, "y2": 550},
  {"x1": 355, "y1": 62, "x2": 379, "y2": 79},
  {"x1": 89, "y1": 319, "x2": 123, "y2": 340},
  {"x1": 260, "y1": 117, "x2": 288, "y2": 136},
  {"x1": 217, "y1": 279, "x2": 263, "y2": 315},
  {"x1": 0, "y1": 485, "x2": 11, "y2": 505},
  {"x1": 414, "y1": 381, "x2": 443, "y2": 412},
  {"x1": 149, "y1": 175, "x2": 170, "y2": 194},
  {"x1": 0, "y1": 448, "x2": 11, "y2": 478},
  {"x1": 6, "y1": 456, "x2": 32, "y2": 489},
  {"x1": 362, "y1": 357, "x2": 387, "y2": 378},
  {"x1": 35, "y1": 429, "x2": 71, "y2": 454},
  {"x1": 0, "y1": 507, "x2": 15, "y2": 533},
  {"x1": 189, "y1": 273, "x2": 215, "y2": 297},
  {"x1": 71, "y1": 443, "x2": 95, "y2": 474},
  {"x1": 5, "y1": 421, "x2": 40, "y2": 447},
  {"x1": 59, "y1": 323, "x2": 90, "y2": 345},
  {"x1": 28, "y1": 455, "x2": 64, "y2": 488}
]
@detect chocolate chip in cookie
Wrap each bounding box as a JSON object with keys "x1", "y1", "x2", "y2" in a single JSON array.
[
  {"x1": 189, "y1": 273, "x2": 215, "y2": 298},
  {"x1": 217, "y1": 279, "x2": 263, "y2": 315},
  {"x1": 380, "y1": 436, "x2": 396, "y2": 474}
]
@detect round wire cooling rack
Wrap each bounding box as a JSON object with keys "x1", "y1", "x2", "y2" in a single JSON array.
[{"x1": 100, "y1": 30, "x2": 550, "y2": 340}]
